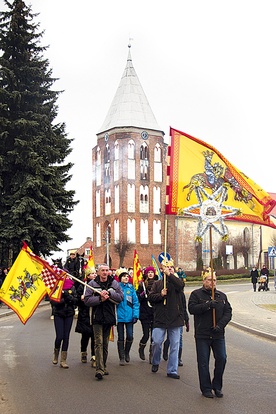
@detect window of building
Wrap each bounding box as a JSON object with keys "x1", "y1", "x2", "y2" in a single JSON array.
[
  {"x1": 127, "y1": 218, "x2": 136, "y2": 243},
  {"x1": 128, "y1": 140, "x2": 135, "y2": 180},
  {"x1": 154, "y1": 143, "x2": 162, "y2": 182},
  {"x1": 96, "y1": 147, "x2": 101, "y2": 186},
  {"x1": 96, "y1": 190, "x2": 100, "y2": 217},
  {"x1": 115, "y1": 185, "x2": 119, "y2": 213},
  {"x1": 128, "y1": 184, "x2": 135, "y2": 212},
  {"x1": 140, "y1": 142, "x2": 149, "y2": 180},
  {"x1": 153, "y1": 220, "x2": 161, "y2": 244},
  {"x1": 105, "y1": 189, "x2": 111, "y2": 215},
  {"x1": 140, "y1": 219, "x2": 149, "y2": 244},
  {"x1": 153, "y1": 186, "x2": 161, "y2": 214},
  {"x1": 140, "y1": 185, "x2": 149, "y2": 213}
]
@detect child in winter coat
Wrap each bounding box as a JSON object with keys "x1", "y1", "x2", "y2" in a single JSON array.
[{"x1": 116, "y1": 268, "x2": 140, "y2": 365}]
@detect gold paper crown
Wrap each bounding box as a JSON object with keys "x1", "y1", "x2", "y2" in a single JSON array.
[
  {"x1": 85, "y1": 267, "x2": 95, "y2": 277},
  {"x1": 161, "y1": 258, "x2": 174, "y2": 267},
  {"x1": 115, "y1": 267, "x2": 128, "y2": 277}
]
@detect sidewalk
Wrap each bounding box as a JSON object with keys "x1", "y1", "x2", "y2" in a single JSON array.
[
  {"x1": 226, "y1": 289, "x2": 276, "y2": 341},
  {"x1": 0, "y1": 290, "x2": 275, "y2": 341}
]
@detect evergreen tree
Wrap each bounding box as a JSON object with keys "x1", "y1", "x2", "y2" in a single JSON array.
[{"x1": 0, "y1": 0, "x2": 78, "y2": 264}]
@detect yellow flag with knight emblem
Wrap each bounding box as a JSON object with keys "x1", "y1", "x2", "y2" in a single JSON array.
[
  {"x1": 166, "y1": 127, "x2": 276, "y2": 230},
  {"x1": 0, "y1": 243, "x2": 66, "y2": 324}
]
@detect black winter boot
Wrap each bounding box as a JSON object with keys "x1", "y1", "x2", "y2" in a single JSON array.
[
  {"x1": 138, "y1": 342, "x2": 146, "y2": 360},
  {"x1": 149, "y1": 344, "x2": 152, "y2": 364},
  {"x1": 117, "y1": 341, "x2": 125, "y2": 365},
  {"x1": 124, "y1": 340, "x2": 133, "y2": 363},
  {"x1": 178, "y1": 347, "x2": 183, "y2": 366},
  {"x1": 163, "y1": 339, "x2": 169, "y2": 361}
]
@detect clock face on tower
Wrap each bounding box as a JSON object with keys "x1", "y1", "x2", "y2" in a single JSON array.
[
  {"x1": 141, "y1": 131, "x2": 148, "y2": 140},
  {"x1": 104, "y1": 133, "x2": 109, "y2": 142}
]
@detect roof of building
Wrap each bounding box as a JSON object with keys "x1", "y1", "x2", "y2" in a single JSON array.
[{"x1": 98, "y1": 45, "x2": 163, "y2": 134}]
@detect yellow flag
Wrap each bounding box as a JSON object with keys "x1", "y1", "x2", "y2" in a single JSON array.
[
  {"x1": 87, "y1": 245, "x2": 95, "y2": 271},
  {"x1": 166, "y1": 127, "x2": 276, "y2": 229},
  {"x1": 133, "y1": 249, "x2": 143, "y2": 290},
  {"x1": 0, "y1": 243, "x2": 65, "y2": 324}
]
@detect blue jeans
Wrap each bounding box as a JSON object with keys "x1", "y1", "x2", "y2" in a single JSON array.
[
  {"x1": 93, "y1": 324, "x2": 111, "y2": 375},
  {"x1": 117, "y1": 322, "x2": 133, "y2": 342},
  {"x1": 152, "y1": 327, "x2": 181, "y2": 375},
  {"x1": 195, "y1": 338, "x2": 227, "y2": 393}
]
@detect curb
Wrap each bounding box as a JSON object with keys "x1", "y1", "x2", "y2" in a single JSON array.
[{"x1": 229, "y1": 320, "x2": 276, "y2": 342}]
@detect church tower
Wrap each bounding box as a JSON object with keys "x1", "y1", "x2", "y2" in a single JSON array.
[{"x1": 91, "y1": 45, "x2": 175, "y2": 268}]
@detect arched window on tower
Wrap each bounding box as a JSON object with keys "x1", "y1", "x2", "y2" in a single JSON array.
[
  {"x1": 96, "y1": 223, "x2": 101, "y2": 247},
  {"x1": 127, "y1": 218, "x2": 136, "y2": 243},
  {"x1": 128, "y1": 140, "x2": 135, "y2": 179},
  {"x1": 140, "y1": 185, "x2": 149, "y2": 213},
  {"x1": 105, "y1": 189, "x2": 111, "y2": 215},
  {"x1": 96, "y1": 190, "x2": 101, "y2": 217},
  {"x1": 128, "y1": 184, "x2": 135, "y2": 212},
  {"x1": 154, "y1": 143, "x2": 162, "y2": 182},
  {"x1": 153, "y1": 220, "x2": 161, "y2": 244},
  {"x1": 153, "y1": 186, "x2": 161, "y2": 214},
  {"x1": 140, "y1": 142, "x2": 149, "y2": 180},
  {"x1": 114, "y1": 220, "x2": 120, "y2": 244},
  {"x1": 114, "y1": 140, "x2": 119, "y2": 181},
  {"x1": 96, "y1": 147, "x2": 101, "y2": 186},
  {"x1": 104, "y1": 144, "x2": 110, "y2": 184},
  {"x1": 140, "y1": 219, "x2": 149, "y2": 244},
  {"x1": 115, "y1": 185, "x2": 119, "y2": 213}
]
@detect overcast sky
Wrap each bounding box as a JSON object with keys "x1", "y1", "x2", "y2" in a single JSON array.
[{"x1": 2, "y1": 1, "x2": 276, "y2": 259}]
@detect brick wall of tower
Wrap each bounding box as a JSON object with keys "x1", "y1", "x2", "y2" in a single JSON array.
[{"x1": 91, "y1": 127, "x2": 176, "y2": 269}]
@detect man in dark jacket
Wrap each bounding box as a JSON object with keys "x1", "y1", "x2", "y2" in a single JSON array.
[
  {"x1": 84, "y1": 263, "x2": 123, "y2": 380},
  {"x1": 148, "y1": 259, "x2": 185, "y2": 379},
  {"x1": 188, "y1": 273, "x2": 232, "y2": 398}
]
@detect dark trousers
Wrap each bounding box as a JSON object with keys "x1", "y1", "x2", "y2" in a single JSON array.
[
  {"x1": 54, "y1": 315, "x2": 74, "y2": 351},
  {"x1": 195, "y1": 337, "x2": 227, "y2": 393},
  {"x1": 140, "y1": 320, "x2": 153, "y2": 344},
  {"x1": 81, "y1": 331, "x2": 95, "y2": 355},
  {"x1": 93, "y1": 324, "x2": 111, "y2": 374}
]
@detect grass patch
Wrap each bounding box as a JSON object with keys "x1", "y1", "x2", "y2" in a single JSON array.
[{"x1": 258, "y1": 304, "x2": 276, "y2": 312}]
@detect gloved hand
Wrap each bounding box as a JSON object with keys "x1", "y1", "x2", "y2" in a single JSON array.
[
  {"x1": 139, "y1": 291, "x2": 145, "y2": 298},
  {"x1": 132, "y1": 318, "x2": 138, "y2": 324},
  {"x1": 209, "y1": 300, "x2": 218, "y2": 309},
  {"x1": 212, "y1": 325, "x2": 222, "y2": 333},
  {"x1": 185, "y1": 321, "x2": 190, "y2": 332}
]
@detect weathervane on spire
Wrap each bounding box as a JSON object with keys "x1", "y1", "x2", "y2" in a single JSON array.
[{"x1": 128, "y1": 37, "x2": 134, "y2": 48}]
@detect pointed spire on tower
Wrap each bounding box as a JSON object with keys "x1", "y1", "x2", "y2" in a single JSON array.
[{"x1": 98, "y1": 44, "x2": 162, "y2": 133}]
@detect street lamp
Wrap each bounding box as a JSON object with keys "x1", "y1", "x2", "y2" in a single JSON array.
[{"x1": 105, "y1": 224, "x2": 111, "y2": 267}]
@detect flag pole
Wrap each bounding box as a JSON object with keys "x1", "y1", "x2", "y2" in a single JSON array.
[
  {"x1": 163, "y1": 217, "x2": 168, "y2": 305},
  {"x1": 209, "y1": 227, "x2": 216, "y2": 327}
]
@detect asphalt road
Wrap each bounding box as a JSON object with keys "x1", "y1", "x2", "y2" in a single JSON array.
[{"x1": 0, "y1": 284, "x2": 275, "y2": 414}]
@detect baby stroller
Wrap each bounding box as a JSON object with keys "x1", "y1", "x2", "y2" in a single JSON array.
[{"x1": 258, "y1": 276, "x2": 269, "y2": 291}]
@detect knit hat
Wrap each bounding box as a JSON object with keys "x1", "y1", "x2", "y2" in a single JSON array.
[
  {"x1": 63, "y1": 278, "x2": 74, "y2": 290},
  {"x1": 143, "y1": 266, "x2": 155, "y2": 279},
  {"x1": 116, "y1": 267, "x2": 129, "y2": 281}
]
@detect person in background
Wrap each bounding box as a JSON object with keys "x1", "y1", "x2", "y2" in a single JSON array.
[
  {"x1": 51, "y1": 276, "x2": 78, "y2": 368},
  {"x1": 75, "y1": 267, "x2": 97, "y2": 367},
  {"x1": 84, "y1": 263, "x2": 123, "y2": 380},
  {"x1": 188, "y1": 273, "x2": 232, "y2": 398},
  {"x1": 260, "y1": 265, "x2": 269, "y2": 290},
  {"x1": 136, "y1": 266, "x2": 157, "y2": 363},
  {"x1": 149, "y1": 259, "x2": 185, "y2": 379},
  {"x1": 177, "y1": 267, "x2": 187, "y2": 284},
  {"x1": 250, "y1": 266, "x2": 259, "y2": 292},
  {"x1": 116, "y1": 268, "x2": 140, "y2": 365}
]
